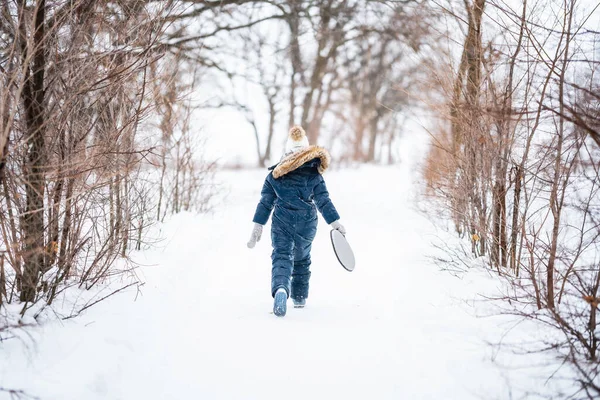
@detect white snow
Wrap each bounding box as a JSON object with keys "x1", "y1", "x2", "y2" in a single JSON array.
[{"x1": 0, "y1": 160, "x2": 573, "y2": 399}]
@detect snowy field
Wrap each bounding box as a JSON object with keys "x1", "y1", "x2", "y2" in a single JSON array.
[{"x1": 0, "y1": 162, "x2": 571, "y2": 399}]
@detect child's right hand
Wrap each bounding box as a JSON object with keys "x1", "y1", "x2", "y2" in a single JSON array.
[{"x1": 247, "y1": 223, "x2": 264, "y2": 249}]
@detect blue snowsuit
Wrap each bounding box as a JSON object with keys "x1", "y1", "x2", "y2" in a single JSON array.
[{"x1": 253, "y1": 152, "x2": 340, "y2": 299}]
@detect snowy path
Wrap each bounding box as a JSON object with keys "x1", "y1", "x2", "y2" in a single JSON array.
[{"x1": 1, "y1": 166, "x2": 535, "y2": 399}]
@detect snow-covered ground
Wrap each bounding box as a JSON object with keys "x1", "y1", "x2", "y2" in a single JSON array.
[{"x1": 0, "y1": 162, "x2": 571, "y2": 399}]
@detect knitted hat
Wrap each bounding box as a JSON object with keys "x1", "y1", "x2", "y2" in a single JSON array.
[{"x1": 285, "y1": 125, "x2": 309, "y2": 153}]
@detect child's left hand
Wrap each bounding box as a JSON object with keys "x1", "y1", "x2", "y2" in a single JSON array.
[
  {"x1": 247, "y1": 223, "x2": 263, "y2": 248},
  {"x1": 330, "y1": 220, "x2": 346, "y2": 235}
]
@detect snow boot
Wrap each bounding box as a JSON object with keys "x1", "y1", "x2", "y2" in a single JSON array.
[
  {"x1": 292, "y1": 297, "x2": 306, "y2": 308},
  {"x1": 273, "y1": 288, "x2": 288, "y2": 317}
]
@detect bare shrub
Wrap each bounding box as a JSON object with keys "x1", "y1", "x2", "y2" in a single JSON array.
[
  {"x1": 0, "y1": 1, "x2": 215, "y2": 321},
  {"x1": 424, "y1": 0, "x2": 600, "y2": 395}
]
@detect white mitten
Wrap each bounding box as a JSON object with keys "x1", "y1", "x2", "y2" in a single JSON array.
[
  {"x1": 330, "y1": 220, "x2": 346, "y2": 235},
  {"x1": 247, "y1": 223, "x2": 264, "y2": 248}
]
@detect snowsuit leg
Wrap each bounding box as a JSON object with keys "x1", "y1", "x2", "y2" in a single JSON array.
[
  {"x1": 291, "y1": 218, "x2": 317, "y2": 299},
  {"x1": 271, "y1": 211, "x2": 317, "y2": 298},
  {"x1": 270, "y1": 212, "x2": 294, "y2": 297}
]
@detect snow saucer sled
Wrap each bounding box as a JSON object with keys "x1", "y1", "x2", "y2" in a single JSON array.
[{"x1": 330, "y1": 229, "x2": 355, "y2": 272}]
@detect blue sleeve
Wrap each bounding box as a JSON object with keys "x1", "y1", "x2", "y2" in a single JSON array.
[
  {"x1": 252, "y1": 175, "x2": 276, "y2": 225},
  {"x1": 313, "y1": 175, "x2": 340, "y2": 224}
]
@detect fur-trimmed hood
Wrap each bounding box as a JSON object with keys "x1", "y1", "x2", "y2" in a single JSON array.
[{"x1": 271, "y1": 145, "x2": 330, "y2": 179}]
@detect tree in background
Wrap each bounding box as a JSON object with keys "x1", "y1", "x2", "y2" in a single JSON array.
[{"x1": 176, "y1": 0, "x2": 432, "y2": 165}]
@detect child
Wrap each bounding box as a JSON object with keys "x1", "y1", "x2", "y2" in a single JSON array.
[{"x1": 247, "y1": 126, "x2": 345, "y2": 317}]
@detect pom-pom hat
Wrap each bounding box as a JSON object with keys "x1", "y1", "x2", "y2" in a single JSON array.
[{"x1": 285, "y1": 125, "x2": 309, "y2": 153}]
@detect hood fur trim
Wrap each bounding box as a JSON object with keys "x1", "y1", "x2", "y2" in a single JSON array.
[{"x1": 273, "y1": 145, "x2": 330, "y2": 179}]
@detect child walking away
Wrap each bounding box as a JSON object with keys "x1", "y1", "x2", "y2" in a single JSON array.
[{"x1": 247, "y1": 126, "x2": 346, "y2": 317}]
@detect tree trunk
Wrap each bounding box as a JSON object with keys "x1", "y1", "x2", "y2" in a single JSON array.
[
  {"x1": 286, "y1": 2, "x2": 303, "y2": 128},
  {"x1": 366, "y1": 110, "x2": 382, "y2": 162},
  {"x1": 20, "y1": 0, "x2": 47, "y2": 302},
  {"x1": 510, "y1": 166, "x2": 522, "y2": 274},
  {"x1": 46, "y1": 128, "x2": 66, "y2": 271},
  {"x1": 58, "y1": 177, "x2": 74, "y2": 275},
  {"x1": 546, "y1": 1, "x2": 574, "y2": 309},
  {"x1": 465, "y1": 0, "x2": 485, "y2": 254},
  {"x1": 262, "y1": 95, "x2": 277, "y2": 165},
  {"x1": 0, "y1": 253, "x2": 6, "y2": 307}
]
